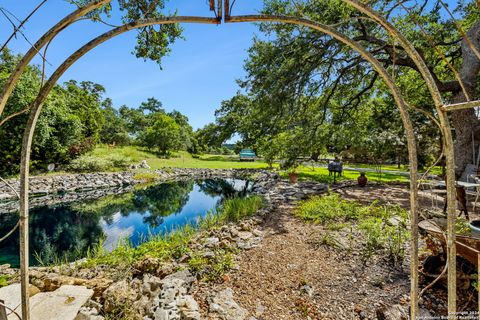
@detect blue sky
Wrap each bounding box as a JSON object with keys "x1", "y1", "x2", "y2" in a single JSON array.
[{"x1": 0, "y1": 0, "x2": 266, "y2": 129}]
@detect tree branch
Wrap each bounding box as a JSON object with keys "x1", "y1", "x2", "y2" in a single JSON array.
[{"x1": 0, "y1": 0, "x2": 47, "y2": 52}]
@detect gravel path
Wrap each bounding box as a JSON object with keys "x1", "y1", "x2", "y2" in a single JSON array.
[
  {"x1": 200, "y1": 199, "x2": 410, "y2": 319},
  {"x1": 195, "y1": 184, "x2": 480, "y2": 319}
]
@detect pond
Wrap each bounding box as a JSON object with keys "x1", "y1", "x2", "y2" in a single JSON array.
[{"x1": 0, "y1": 178, "x2": 253, "y2": 267}]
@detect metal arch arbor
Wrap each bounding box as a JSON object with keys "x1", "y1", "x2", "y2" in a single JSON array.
[{"x1": 0, "y1": 0, "x2": 472, "y2": 319}]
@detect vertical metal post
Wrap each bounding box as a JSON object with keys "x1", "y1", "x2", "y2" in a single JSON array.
[
  {"x1": 0, "y1": 300, "x2": 7, "y2": 320},
  {"x1": 224, "y1": 0, "x2": 230, "y2": 18},
  {"x1": 217, "y1": 0, "x2": 222, "y2": 21},
  {"x1": 20, "y1": 134, "x2": 31, "y2": 320}
]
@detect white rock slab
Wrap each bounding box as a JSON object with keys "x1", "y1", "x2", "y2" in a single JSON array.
[
  {"x1": 3, "y1": 285, "x2": 93, "y2": 320},
  {"x1": 0, "y1": 283, "x2": 22, "y2": 316}
]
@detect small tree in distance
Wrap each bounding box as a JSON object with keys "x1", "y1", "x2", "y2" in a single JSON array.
[{"x1": 140, "y1": 113, "x2": 182, "y2": 157}]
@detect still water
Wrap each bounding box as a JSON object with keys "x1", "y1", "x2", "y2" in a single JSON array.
[{"x1": 0, "y1": 178, "x2": 252, "y2": 267}]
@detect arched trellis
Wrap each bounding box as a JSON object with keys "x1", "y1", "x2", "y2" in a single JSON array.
[
  {"x1": 13, "y1": 13, "x2": 423, "y2": 320},
  {"x1": 0, "y1": 0, "x2": 473, "y2": 319}
]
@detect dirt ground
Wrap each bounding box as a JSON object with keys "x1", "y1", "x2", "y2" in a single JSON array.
[
  {"x1": 197, "y1": 184, "x2": 480, "y2": 319},
  {"x1": 199, "y1": 185, "x2": 433, "y2": 319},
  {"x1": 336, "y1": 183, "x2": 480, "y2": 219},
  {"x1": 335, "y1": 183, "x2": 437, "y2": 209}
]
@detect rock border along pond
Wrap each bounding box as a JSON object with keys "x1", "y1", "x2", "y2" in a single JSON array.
[
  {"x1": 0, "y1": 168, "x2": 330, "y2": 320},
  {"x1": 0, "y1": 168, "x2": 329, "y2": 213}
]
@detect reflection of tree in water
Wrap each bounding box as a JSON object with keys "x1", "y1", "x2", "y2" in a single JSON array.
[
  {"x1": 0, "y1": 179, "x2": 244, "y2": 266},
  {"x1": 132, "y1": 180, "x2": 194, "y2": 227},
  {"x1": 197, "y1": 179, "x2": 252, "y2": 199},
  {"x1": 71, "y1": 180, "x2": 194, "y2": 228},
  {"x1": 71, "y1": 192, "x2": 135, "y2": 224},
  {"x1": 0, "y1": 213, "x2": 20, "y2": 265},
  {"x1": 0, "y1": 205, "x2": 105, "y2": 266}
]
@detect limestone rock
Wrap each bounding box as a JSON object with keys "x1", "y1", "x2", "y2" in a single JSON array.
[
  {"x1": 178, "y1": 295, "x2": 201, "y2": 320},
  {"x1": 85, "y1": 278, "x2": 113, "y2": 298},
  {"x1": 102, "y1": 280, "x2": 137, "y2": 313},
  {"x1": 139, "y1": 160, "x2": 151, "y2": 169},
  {"x1": 0, "y1": 283, "x2": 41, "y2": 315},
  {"x1": 208, "y1": 288, "x2": 248, "y2": 320},
  {"x1": 4, "y1": 285, "x2": 93, "y2": 320},
  {"x1": 75, "y1": 306, "x2": 105, "y2": 320},
  {"x1": 204, "y1": 237, "x2": 220, "y2": 248},
  {"x1": 149, "y1": 270, "x2": 198, "y2": 320},
  {"x1": 133, "y1": 257, "x2": 176, "y2": 278}
]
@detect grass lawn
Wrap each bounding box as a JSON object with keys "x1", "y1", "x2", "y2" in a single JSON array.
[
  {"x1": 346, "y1": 163, "x2": 443, "y2": 176},
  {"x1": 41, "y1": 145, "x2": 418, "y2": 184},
  {"x1": 283, "y1": 165, "x2": 410, "y2": 183},
  {"x1": 89, "y1": 145, "x2": 271, "y2": 170}
]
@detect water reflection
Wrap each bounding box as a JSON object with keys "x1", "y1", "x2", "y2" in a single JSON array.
[
  {"x1": 0, "y1": 179, "x2": 250, "y2": 267},
  {"x1": 197, "y1": 178, "x2": 253, "y2": 198}
]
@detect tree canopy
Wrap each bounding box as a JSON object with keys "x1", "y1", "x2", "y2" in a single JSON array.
[
  {"x1": 0, "y1": 48, "x2": 193, "y2": 176},
  {"x1": 67, "y1": 0, "x2": 183, "y2": 67},
  {"x1": 204, "y1": 0, "x2": 480, "y2": 172}
]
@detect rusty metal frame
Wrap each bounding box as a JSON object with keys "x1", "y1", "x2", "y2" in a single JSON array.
[{"x1": 0, "y1": 0, "x2": 476, "y2": 318}]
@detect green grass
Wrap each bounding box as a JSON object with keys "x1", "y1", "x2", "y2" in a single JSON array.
[
  {"x1": 0, "y1": 275, "x2": 10, "y2": 287},
  {"x1": 133, "y1": 172, "x2": 158, "y2": 182},
  {"x1": 41, "y1": 145, "x2": 440, "y2": 184},
  {"x1": 295, "y1": 193, "x2": 410, "y2": 265},
  {"x1": 295, "y1": 193, "x2": 409, "y2": 224},
  {"x1": 88, "y1": 146, "x2": 270, "y2": 170},
  {"x1": 79, "y1": 147, "x2": 412, "y2": 183},
  {"x1": 216, "y1": 196, "x2": 265, "y2": 223},
  {"x1": 294, "y1": 193, "x2": 362, "y2": 224},
  {"x1": 82, "y1": 195, "x2": 264, "y2": 268},
  {"x1": 345, "y1": 163, "x2": 443, "y2": 175},
  {"x1": 188, "y1": 251, "x2": 235, "y2": 282},
  {"x1": 281, "y1": 165, "x2": 410, "y2": 184}
]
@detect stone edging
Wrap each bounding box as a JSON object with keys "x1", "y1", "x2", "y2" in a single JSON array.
[
  {"x1": 0, "y1": 168, "x2": 272, "y2": 214},
  {"x1": 0, "y1": 169, "x2": 332, "y2": 320}
]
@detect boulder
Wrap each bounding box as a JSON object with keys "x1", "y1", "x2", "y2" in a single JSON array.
[
  {"x1": 3, "y1": 285, "x2": 93, "y2": 320},
  {"x1": 177, "y1": 295, "x2": 201, "y2": 320},
  {"x1": 102, "y1": 280, "x2": 137, "y2": 313},
  {"x1": 208, "y1": 288, "x2": 248, "y2": 320},
  {"x1": 139, "y1": 160, "x2": 151, "y2": 169},
  {"x1": 204, "y1": 237, "x2": 220, "y2": 248},
  {"x1": 75, "y1": 306, "x2": 105, "y2": 320},
  {"x1": 376, "y1": 304, "x2": 432, "y2": 320}
]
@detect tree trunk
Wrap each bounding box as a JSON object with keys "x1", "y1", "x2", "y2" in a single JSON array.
[
  {"x1": 451, "y1": 108, "x2": 480, "y2": 177},
  {"x1": 311, "y1": 150, "x2": 320, "y2": 162},
  {"x1": 451, "y1": 22, "x2": 480, "y2": 177}
]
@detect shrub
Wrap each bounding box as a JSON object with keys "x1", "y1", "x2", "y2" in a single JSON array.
[
  {"x1": 106, "y1": 154, "x2": 132, "y2": 169},
  {"x1": 296, "y1": 193, "x2": 410, "y2": 265},
  {"x1": 295, "y1": 193, "x2": 360, "y2": 224},
  {"x1": 68, "y1": 155, "x2": 113, "y2": 172},
  {"x1": 68, "y1": 137, "x2": 96, "y2": 158},
  {"x1": 308, "y1": 232, "x2": 343, "y2": 250},
  {"x1": 357, "y1": 215, "x2": 409, "y2": 265}
]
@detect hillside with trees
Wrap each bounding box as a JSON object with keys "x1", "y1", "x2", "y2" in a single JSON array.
[{"x1": 0, "y1": 49, "x2": 194, "y2": 176}]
